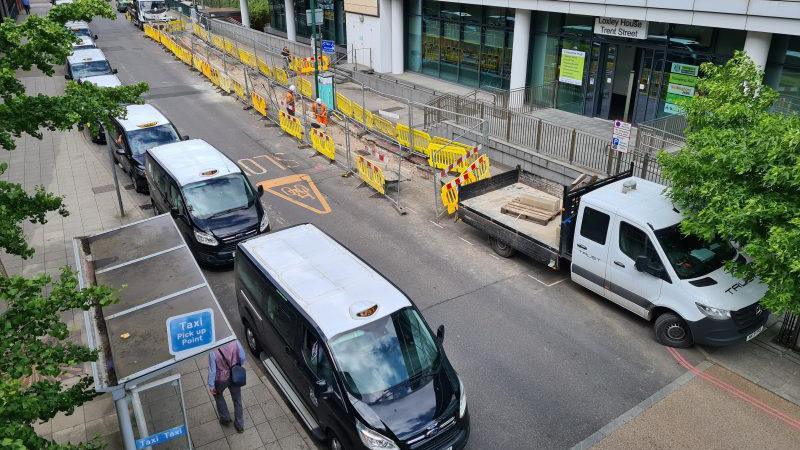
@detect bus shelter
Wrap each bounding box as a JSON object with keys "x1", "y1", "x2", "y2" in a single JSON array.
[{"x1": 76, "y1": 214, "x2": 236, "y2": 449}]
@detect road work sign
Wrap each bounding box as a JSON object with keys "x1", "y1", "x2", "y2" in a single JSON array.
[{"x1": 167, "y1": 309, "x2": 215, "y2": 355}]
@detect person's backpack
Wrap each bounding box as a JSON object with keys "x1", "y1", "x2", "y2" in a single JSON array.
[{"x1": 218, "y1": 346, "x2": 246, "y2": 387}]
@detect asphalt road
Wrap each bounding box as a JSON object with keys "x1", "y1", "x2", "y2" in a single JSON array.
[{"x1": 90, "y1": 15, "x2": 705, "y2": 449}]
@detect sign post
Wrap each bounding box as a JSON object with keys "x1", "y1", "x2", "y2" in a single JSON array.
[
  {"x1": 611, "y1": 120, "x2": 631, "y2": 153},
  {"x1": 166, "y1": 309, "x2": 215, "y2": 355}
]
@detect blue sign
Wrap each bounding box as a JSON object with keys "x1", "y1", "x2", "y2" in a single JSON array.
[
  {"x1": 135, "y1": 425, "x2": 187, "y2": 449},
  {"x1": 166, "y1": 309, "x2": 214, "y2": 355},
  {"x1": 321, "y1": 40, "x2": 335, "y2": 55}
]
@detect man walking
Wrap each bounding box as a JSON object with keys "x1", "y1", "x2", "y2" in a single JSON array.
[{"x1": 208, "y1": 340, "x2": 247, "y2": 433}]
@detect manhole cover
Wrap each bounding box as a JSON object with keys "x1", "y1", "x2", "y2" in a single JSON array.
[{"x1": 92, "y1": 184, "x2": 114, "y2": 194}]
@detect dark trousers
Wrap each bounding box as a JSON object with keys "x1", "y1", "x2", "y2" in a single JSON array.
[
  {"x1": 214, "y1": 380, "x2": 243, "y2": 428},
  {"x1": 23, "y1": 4, "x2": 30, "y2": 13}
]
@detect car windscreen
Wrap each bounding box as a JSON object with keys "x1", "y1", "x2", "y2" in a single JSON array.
[
  {"x1": 71, "y1": 60, "x2": 112, "y2": 79},
  {"x1": 141, "y1": 1, "x2": 166, "y2": 12},
  {"x1": 73, "y1": 44, "x2": 95, "y2": 50},
  {"x1": 654, "y1": 225, "x2": 737, "y2": 279},
  {"x1": 329, "y1": 307, "x2": 440, "y2": 403},
  {"x1": 182, "y1": 174, "x2": 255, "y2": 220},
  {"x1": 71, "y1": 28, "x2": 92, "y2": 37},
  {"x1": 126, "y1": 125, "x2": 180, "y2": 159}
]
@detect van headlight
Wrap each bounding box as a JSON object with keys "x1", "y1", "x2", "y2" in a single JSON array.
[
  {"x1": 458, "y1": 377, "x2": 467, "y2": 418},
  {"x1": 259, "y1": 213, "x2": 270, "y2": 232},
  {"x1": 695, "y1": 302, "x2": 730, "y2": 320},
  {"x1": 194, "y1": 230, "x2": 218, "y2": 246},
  {"x1": 356, "y1": 420, "x2": 398, "y2": 450}
]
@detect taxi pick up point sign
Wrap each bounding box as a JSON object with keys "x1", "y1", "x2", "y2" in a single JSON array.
[{"x1": 167, "y1": 309, "x2": 215, "y2": 355}]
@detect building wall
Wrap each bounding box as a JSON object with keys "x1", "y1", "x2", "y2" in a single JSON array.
[{"x1": 346, "y1": 12, "x2": 391, "y2": 72}]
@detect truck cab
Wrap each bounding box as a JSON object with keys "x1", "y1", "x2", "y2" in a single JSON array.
[
  {"x1": 570, "y1": 177, "x2": 769, "y2": 347},
  {"x1": 130, "y1": 0, "x2": 170, "y2": 29}
]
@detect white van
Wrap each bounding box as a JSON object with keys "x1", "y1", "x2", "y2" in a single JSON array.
[{"x1": 65, "y1": 49, "x2": 117, "y2": 82}]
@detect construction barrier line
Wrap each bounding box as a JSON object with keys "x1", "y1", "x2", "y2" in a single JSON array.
[
  {"x1": 439, "y1": 154, "x2": 491, "y2": 214},
  {"x1": 298, "y1": 77, "x2": 313, "y2": 98},
  {"x1": 238, "y1": 48, "x2": 257, "y2": 68},
  {"x1": 371, "y1": 115, "x2": 396, "y2": 139},
  {"x1": 336, "y1": 93, "x2": 353, "y2": 118},
  {"x1": 251, "y1": 91, "x2": 268, "y2": 116},
  {"x1": 397, "y1": 125, "x2": 434, "y2": 156},
  {"x1": 257, "y1": 58, "x2": 272, "y2": 78},
  {"x1": 440, "y1": 146, "x2": 479, "y2": 176},
  {"x1": 211, "y1": 35, "x2": 225, "y2": 50},
  {"x1": 310, "y1": 129, "x2": 336, "y2": 161},
  {"x1": 279, "y1": 111, "x2": 304, "y2": 141},
  {"x1": 273, "y1": 67, "x2": 289, "y2": 86},
  {"x1": 356, "y1": 155, "x2": 386, "y2": 195},
  {"x1": 428, "y1": 142, "x2": 468, "y2": 171},
  {"x1": 232, "y1": 79, "x2": 247, "y2": 100}
]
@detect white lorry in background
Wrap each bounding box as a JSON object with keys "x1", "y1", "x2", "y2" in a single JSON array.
[
  {"x1": 130, "y1": 0, "x2": 171, "y2": 30},
  {"x1": 457, "y1": 167, "x2": 768, "y2": 348}
]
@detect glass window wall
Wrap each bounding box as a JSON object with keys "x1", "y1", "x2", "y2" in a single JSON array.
[{"x1": 405, "y1": 0, "x2": 514, "y2": 89}]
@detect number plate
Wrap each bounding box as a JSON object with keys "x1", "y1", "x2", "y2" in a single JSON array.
[
  {"x1": 231, "y1": 251, "x2": 236, "y2": 258},
  {"x1": 746, "y1": 325, "x2": 765, "y2": 341}
]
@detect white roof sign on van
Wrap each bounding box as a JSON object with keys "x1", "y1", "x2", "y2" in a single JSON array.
[
  {"x1": 581, "y1": 177, "x2": 682, "y2": 230},
  {"x1": 147, "y1": 139, "x2": 241, "y2": 187},
  {"x1": 82, "y1": 74, "x2": 122, "y2": 88},
  {"x1": 240, "y1": 224, "x2": 413, "y2": 339},
  {"x1": 67, "y1": 48, "x2": 107, "y2": 65},
  {"x1": 72, "y1": 36, "x2": 95, "y2": 49},
  {"x1": 117, "y1": 104, "x2": 170, "y2": 132}
]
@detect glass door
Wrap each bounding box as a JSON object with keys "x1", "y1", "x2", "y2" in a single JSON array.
[
  {"x1": 633, "y1": 48, "x2": 666, "y2": 123},
  {"x1": 595, "y1": 43, "x2": 618, "y2": 118},
  {"x1": 130, "y1": 374, "x2": 191, "y2": 449},
  {"x1": 583, "y1": 42, "x2": 603, "y2": 116}
]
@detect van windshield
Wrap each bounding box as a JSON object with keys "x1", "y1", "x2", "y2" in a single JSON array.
[
  {"x1": 71, "y1": 60, "x2": 112, "y2": 79},
  {"x1": 140, "y1": 1, "x2": 166, "y2": 12},
  {"x1": 182, "y1": 174, "x2": 255, "y2": 219},
  {"x1": 329, "y1": 307, "x2": 440, "y2": 403},
  {"x1": 126, "y1": 125, "x2": 180, "y2": 159},
  {"x1": 654, "y1": 225, "x2": 737, "y2": 279}
]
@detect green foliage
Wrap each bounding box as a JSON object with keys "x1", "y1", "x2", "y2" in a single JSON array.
[
  {"x1": 0, "y1": 0, "x2": 135, "y2": 447},
  {"x1": 249, "y1": 0, "x2": 270, "y2": 32},
  {"x1": 0, "y1": 269, "x2": 117, "y2": 449},
  {"x1": 659, "y1": 51, "x2": 800, "y2": 314}
]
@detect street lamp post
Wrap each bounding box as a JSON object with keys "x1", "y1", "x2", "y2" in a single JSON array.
[{"x1": 310, "y1": 0, "x2": 320, "y2": 98}]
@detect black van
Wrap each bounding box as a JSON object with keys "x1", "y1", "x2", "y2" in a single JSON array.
[
  {"x1": 145, "y1": 139, "x2": 270, "y2": 267},
  {"x1": 236, "y1": 224, "x2": 470, "y2": 450}
]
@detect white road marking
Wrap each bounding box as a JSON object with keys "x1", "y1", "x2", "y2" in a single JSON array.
[
  {"x1": 489, "y1": 254, "x2": 502, "y2": 260},
  {"x1": 405, "y1": 206, "x2": 418, "y2": 214},
  {"x1": 458, "y1": 237, "x2": 474, "y2": 246},
  {"x1": 429, "y1": 220, "x2": 444, "y2": 229},
  {"x1": 527, "y1": 274, "x2": 568, "y2": 287}
]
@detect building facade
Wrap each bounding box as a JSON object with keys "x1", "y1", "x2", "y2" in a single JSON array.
[{"x1": 265, "y1": 0, "x2": 800, "y2": 124}]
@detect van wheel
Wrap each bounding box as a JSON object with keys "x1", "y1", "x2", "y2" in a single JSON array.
[
  {"x1": 654, "y1": 312, "x2": 693, "y2": 348},
  {"x1": 244, "y1": 322, "x2": 261, "y2": 355},
  {"x1": 490, "y1": 238, "x2": 515, "y2": 258}
]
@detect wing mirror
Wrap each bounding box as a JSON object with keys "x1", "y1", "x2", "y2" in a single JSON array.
[
  {"x1": 94, "y1": 34, "x2": 99, "y2": 40},
  {"x1": 257, "y1": 185, "x2": 264, "y2": 197},
  {"x1": 635, "y1": 256, "x2": 665, "y2": 278},
  {"x1": 313, "y1": 379, "x2": 333, "y2": 400},
  {"x1": 112, "y1": 68, "x2": 118, "y2": 74},
  {"x1": 181, "y1": 135, "x2": 190, "y2": 140},
  {"x1": 64, "y1": 74, "x2": 72, "y2": 80},
  {"x1": 436, "y1": 325, "x2": 445, "y2": 343}
]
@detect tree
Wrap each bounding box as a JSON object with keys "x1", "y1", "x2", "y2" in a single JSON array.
[
  {"x1": 1, "y1": 0, "x2": 147, "y2": 447},
  {"x1": 659, "y1": 51, "x2": 800, "y2": 315}
]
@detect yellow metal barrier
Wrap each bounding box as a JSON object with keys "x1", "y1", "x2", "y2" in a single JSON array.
[
  {"x1": 232, "y1": 79, "x2": 247, "y2": 100},
  {"x1": 252, "y1": 91, "x2": 268, "y2": 116},
  {"x1": 371, "y1": 115, "x2": 397, "y2": 139},
  {"x1": 238, "y1": 49, "x2": 257, "y2": 68},
  {"x1": 192, "y1": 23, "x2": 209, "y2": 41},
  {"x1": 469, "y1": 154, "x2": 491, "y2": 181},
  {"x1": 441, "y1": 182, "x2": 460, "y2": 215},
  {"x1": 438, "y1": 156, "x2": 489, "y2": 214},
  {"x1": 356, "y1": 155, "x2": 386, "y2": 195},
  {"x1": 273, "y1": 67, "x2": 289, "y2": 86},
  {"x1": 143, "y1": 24, "x2": 159, "y2": 40},
  {"x1": 224, "y1": 39, "x2": 237, "y2": 57},
  {"x1": 310, "y1": 128, "x2": 336, "y2": 161},
  {"x1": 217, "y1": 73, "x2": 231, "y2": 93},
  {"x1": 193, "y1": 54, "x2": 205, "y2": 71},
  {"x1": 431, "y1": 136, "x2": 474, "y2": 153},
  {"x1": 428, "y1": 142, "x2": 467, "y2": 171},
  {"x1": 207, "y1": 66, "x2": 221, "y2": 88},
  {"x1": 336, "y1": 93, "x2": 353, "y2": 118},
  {"x1": 352, "y1": 103, "x2": 365, "y2": 124},
  {"x1": 279, "y1": 111, "x2": 304, "y2": 141},
  {"x1": 211, "y1": 35, "x2": 225, "y2": 50},
  {"x1": 166, "y1": 19, "x2": 184, "y2": 32},
  {"x1": 257, "y1": 58, "x2": 272, "y2": 78},
  {"x1": 365, "y1": 110, "x2": 375, "y2": 129},
  {"x1": 298, "y1": 77, "x2": 313, "y2": 98}
]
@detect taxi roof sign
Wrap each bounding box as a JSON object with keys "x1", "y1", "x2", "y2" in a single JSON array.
[{"x1": 137, "y1": 121, "x2": 159, "y2": 128}]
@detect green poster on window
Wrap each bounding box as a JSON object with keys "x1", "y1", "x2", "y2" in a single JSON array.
[
  {"x1": 559, "y1": 49, "x2": 586, "y2": 86},
  {"x1": 668, "y1": 72, "x2": 698, "y2": 87}
]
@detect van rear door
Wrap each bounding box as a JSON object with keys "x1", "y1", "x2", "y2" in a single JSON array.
[
  {"x1": 604, "y1": 220, "x2": 664, "y2": 318},
  {"x1": 570, "y1": 205, "x2": 612, "y2": 297}
]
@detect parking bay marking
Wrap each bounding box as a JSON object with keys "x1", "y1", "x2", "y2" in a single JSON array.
[
  {"x1": 527, "y1": 273, "x2": 567, "y2": 287},
  {"x1": 258, "y1": 174, "x2": 331, "y2": 215}
]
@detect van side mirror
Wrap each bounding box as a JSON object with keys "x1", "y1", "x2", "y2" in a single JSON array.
[
  {"x1": 314, "y1": 379, "x2": 333, "y2": 400},
  {"x1": 634, "y1": 256, "x2": 648, "y2": 272},
  {"x1": 436, "y1": 325, "x2": 445, "y2": 343},
  {"x1": 182, "y1": 135, "x2": 190, "y2": 141},
  {"x1": 64, "y1": 74, "x2": 72, "y2": 80},
  {"x1": 115, "y1": 147, "x2": 126, "y2": 155},
  {"x1": 635, "y1": 256, "x2": 665, "y2": 278},
  {"x1": 112, "y1": 68, "x2": 118, "y2": 74},
  {"x1": 257, "y1": 185, "x2": 264, "y2": 197},
  {"x1": 94, "y1": 34, "x2": 99, "y2": 40},
  {"x1": 169, "y1": 207, "x2": 180, "y2": 218}
]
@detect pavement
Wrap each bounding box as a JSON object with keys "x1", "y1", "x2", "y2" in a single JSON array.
[{"x1": 6, "y1": 3, "x2": 800, "y2": 449}]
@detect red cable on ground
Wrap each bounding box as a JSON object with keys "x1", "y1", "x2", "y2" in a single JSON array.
[{"x1": 667, "y1": 347, "x2": 800, "y2": 431}]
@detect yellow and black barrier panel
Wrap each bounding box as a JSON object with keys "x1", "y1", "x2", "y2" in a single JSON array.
[
  {"x1": 371, "y1": 115, "x2": 397, "y2": 139},
  {"x1": 232, "y1": 79, "x2": 247, "y2": 101},
  {"x1": 257, "y1": 58, "x2": 272, "y2": 78},
  {"x1": 356, "y1": 155, "x2": 386, "y2": 195},
  {"x1": 217, "y1": 73, "x2": 232, "y2": 93},
  {"x1": 441, "y1": 181, "x2": 459, "y2": 215},
  {"x1": 224, "y1": 39, "x2": 238, "y2": 57},
  {"x1": 336, "y1": 93, "x2": 353, "y2": 118},
  {"x1": 211, "y1": 35, "x2": 225, "y2": 50},
  {"x1": 279, "y1": 111, "x2": 304, "y2": 141},
  {"x1": 274, "y1": 68, "x2": 289, "y2": 86},
  {"x1": 238, "y1": 49, "x2": 257, "y2": 68},
  {"x1": 352, "y1": 103, "x2": 365, "y2": 125},
  {"x1": 298, "y1": 77, "x2": 313, "y2": 98},
  {"x1": 310, "y1": 129, "x2": 336, "y2": 162},
  {"x1": 252, "y1": 91, "x2": 268, "y2": 116}
]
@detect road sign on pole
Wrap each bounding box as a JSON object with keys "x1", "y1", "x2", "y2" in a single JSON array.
[
  {"x1": 305, "y1": 8, "x2": 323, "y2": 25},
  {"x1": 321, "y1": 39, "x2": 335, "y2": 54},
  {"x1": 166, "y1": 309, "x2": 215, "y2": 355},
  {"x1": 611, "y1": 119, "x2": 631, "y2": 153}
]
